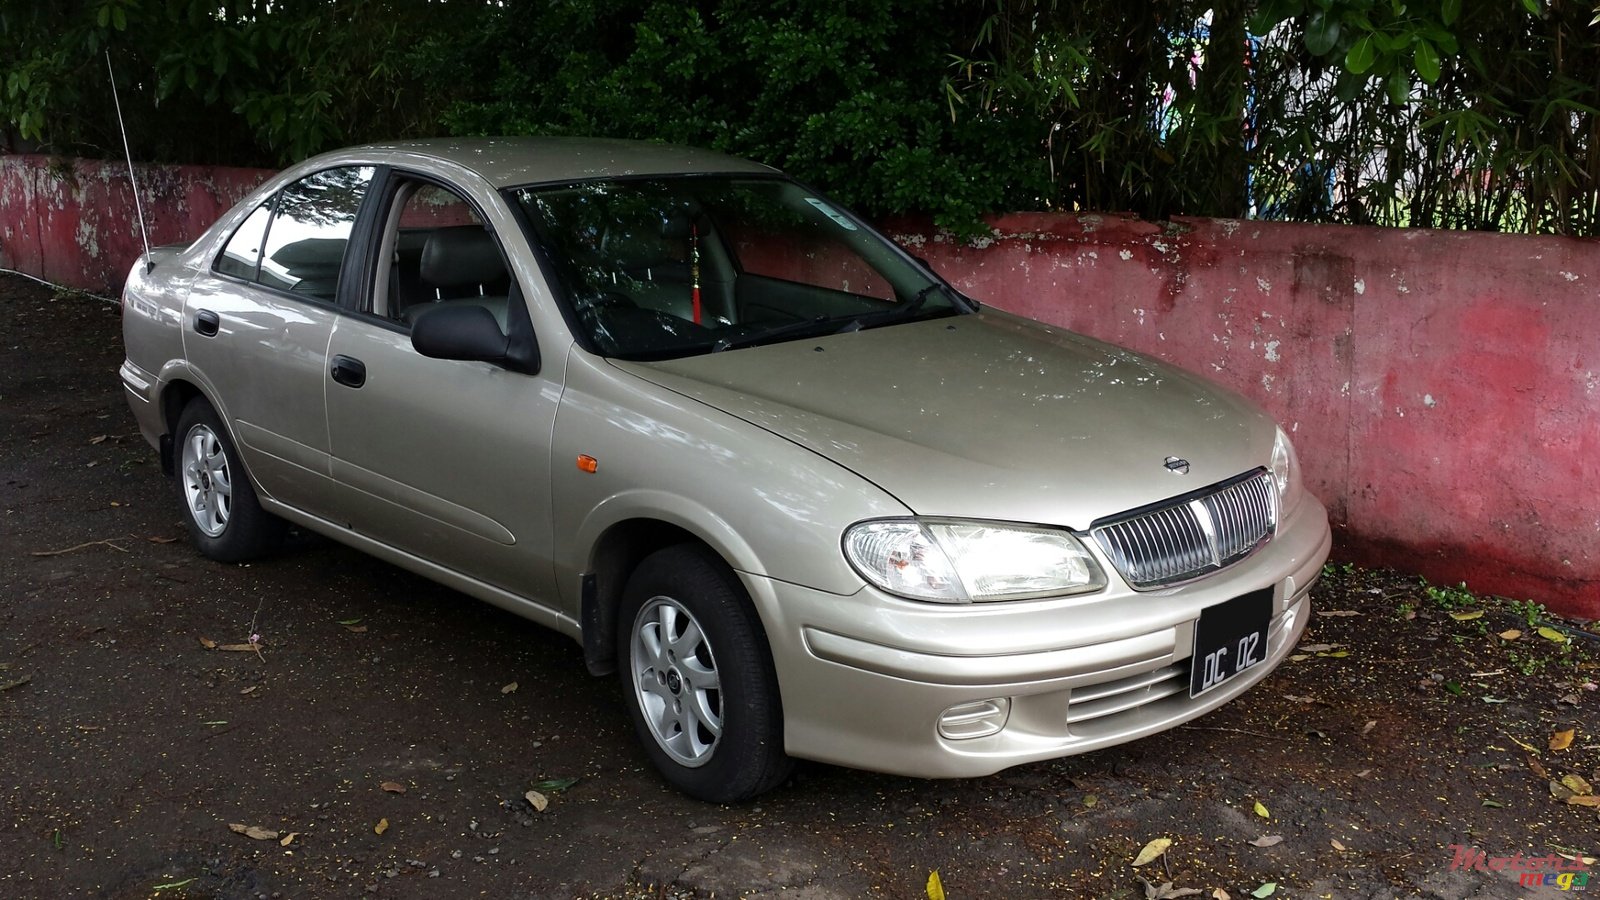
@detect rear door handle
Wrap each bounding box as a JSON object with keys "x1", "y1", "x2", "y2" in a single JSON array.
[
  {"x1": 330, "y1": 354, "x2": 366, "y2": 389},
  {"x1": 194, "y1": 309, "x2": 220, "y2": 337}
]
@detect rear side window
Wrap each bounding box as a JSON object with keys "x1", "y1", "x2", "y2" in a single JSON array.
[
  {"x1": 215, "y1": 165, "x2": 375, "y2": 302},
  {"x1": 215, "y1": 203, "x2": 272, "y2": 280}
]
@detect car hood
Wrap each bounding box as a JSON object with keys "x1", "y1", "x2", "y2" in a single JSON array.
[{"x1": 612, "y1": 311, "x2": 1277, "y2": 530}]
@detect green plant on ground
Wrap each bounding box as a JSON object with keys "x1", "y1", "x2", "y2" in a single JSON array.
[
  {"x1": 1506, "y1": 598, "x2": 1547, "y2": 629},
  {"x1": 1422, "y1": 579, "x2": 1477, "y2": 611}
]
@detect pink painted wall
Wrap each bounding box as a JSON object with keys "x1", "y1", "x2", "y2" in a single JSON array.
[
  {"x1": 2, "y1": 156, "x2": 1596, "y2": 618},
  {"x1": 0, "y1": 155, "x2": 271, "y2": 294},
  {"x1": 891, "y1": 213, "x2": 1599, "y2": 619}
]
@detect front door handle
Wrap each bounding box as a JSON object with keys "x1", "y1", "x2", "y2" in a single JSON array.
[
  {"x1": 330, "y1": 354, "x2": 366, "y2": 389},
  {"x1": 194, "y1": 309, "x2": 220, "y2": 337}
]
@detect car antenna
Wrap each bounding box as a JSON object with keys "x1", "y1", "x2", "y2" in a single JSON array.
[{"x1": 105, "y1": 49, "x2": 153, "y2": 273}]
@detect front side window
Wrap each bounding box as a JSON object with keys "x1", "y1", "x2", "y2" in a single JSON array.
[
  {"x1": 217, "y1": 165, "x2": 374, "y2": 301},
  {"x1": 368, "y1": 177, "x2": 511, "y2": 333},
  {"x1": 510, "y1": 176, "x2": 961, "y2": 359}
]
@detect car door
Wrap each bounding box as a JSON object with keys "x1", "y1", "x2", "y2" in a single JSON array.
[
  {"x1": 322, "y1": 172, "x2": 561, "y2": 605},
  {"x1": 184, "y1": 165, "x2": 376, "y2": 520}
]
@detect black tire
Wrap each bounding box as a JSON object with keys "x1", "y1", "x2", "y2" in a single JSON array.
[
  {"x1": 616, "y1": 544, "x2": 793, "y2": 803},
  {"x1": 173, "y1": 398, "x2": 286, "y2": 562}
]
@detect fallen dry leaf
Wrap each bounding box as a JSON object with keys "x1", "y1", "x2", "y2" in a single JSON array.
[
  {"x1": 381, "y1": 781, "x2": 407, "y2": 794},
  {"x1": 1498, "y1": 628, "x2": 1522, "y2": 640},
  {"x1": 1140, "y1": 878, "x2": 1203, "y2": 899},
  {"x1": 228, "y1": 823, "x2": 280, "y2": 841},
  {"x1": 1331, "y1": 839, "x2": 1348, "y2": 851},
  {"x1": 89, "y1": 435, "x2": 108, "y2": 444},
  {"x1": 240, "y1": 685, "x2": 258, "y2": 695},
  {"x1": 926, "y1": 870, "x2": 946, "y2": 900},
  {"x1": 1568, "y1": 795, "x2": 1600, "y2": 807},
  {"x1": 1213, "y1": 891, "x2": 1232, "y2": 900},
  {"x1": 147, "y1": 535, "x2": 177, "y2": 544},
  {"x1": 500, "y1": 681, "x2": 519, "y2": 695},
  {"x1": 1508, "y1": 734, "x2": 1541, "y2": 754},
  {"x1": 279, "y1": 832, "x2": 298, "y2": 847},
  {"x1": 343, "y1": 624, "x2": 368, "y2": 634},
  {"x1": 1529, "y1": 756, "x2": 1550, "y2": 779},
  {"x1": 1297, "y1": 643, "x2": 1335, "y2": 653},
  {"x1": 0, "y1": 676, "x2": 31, "y2": 692},
  {"x1": 1316, "y1": 609, "x2": 1361, "y2": 617},
  {"x1": 1083, "y1": 793, "x2": 1099, "y2": 808},
  {"x1": 217, "y1": 643, "x2": 259, "y2": 652},
  {"x1": 525, "y1": 790, "x2": 548, "y2": 812},
  {"x1": 1253, "y1": 801, "x2": 1270, "y2": 819},
  {"x1": 198, "y1": 637, "x2": 217, "y2": 649},
  {"x1": 1132, "y1": 837, "x2": 1173, "y2": 867},
  {"x1": 1550, "y1": 728, "x2": 1576, "y2": 751},
  {"x1": 1448, "y1": 609, "x2": 1484, "y2": 621},
  {"x1": 1250, "y1": 835, "x2": 1283, "y2": 848},
  {"x1": 1282, "y1": 694, "x2": 1318, "y2": 704},
  {"x1": 1536, "y1": 626, "x2": 1568, "y2": 643},
  {"x1": 1362, "y1": 720, "x2": 1378, "y2": 735},
  {"x1": 1316, "y1": 650, "x2": 1350, "y2": 658},
  {"x1": 1551, "y1": 780, "x2": 1577, "y2": 801},
  {"x1": 1561, "y1": 773, "x2": 1593, "y2": 795},
  {"x1": 374, "y1": 818, "x2": 389, "y2": 835}
]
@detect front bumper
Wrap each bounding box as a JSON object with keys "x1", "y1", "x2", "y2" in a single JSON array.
[{"x1": 746, "y1": 494, "x2": 1331, "y2": 778}]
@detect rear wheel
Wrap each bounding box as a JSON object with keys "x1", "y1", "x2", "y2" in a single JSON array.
[
  {"x1": 617, "y1": 545, "x2": 792, "y2": 802},
  {"x1": 174, "y1": 398, "x2": 285, "y2": 562}
]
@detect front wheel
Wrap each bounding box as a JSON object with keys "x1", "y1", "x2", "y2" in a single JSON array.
[
  {"x1": 173, "y1": 398, "x2": 286, "y2": 562},
  {"x1": 617, "y1": 545, "x2": 792, "y2": 802}
]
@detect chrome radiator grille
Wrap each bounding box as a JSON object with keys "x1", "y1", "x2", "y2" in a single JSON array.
[{"x1": 1090, "y1": 470, "x2": 1277, "y2": 589}]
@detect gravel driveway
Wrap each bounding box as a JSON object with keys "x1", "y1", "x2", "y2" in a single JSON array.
[{"x1": 2, "y1": 274, "x2": 1595, "y2": 899}]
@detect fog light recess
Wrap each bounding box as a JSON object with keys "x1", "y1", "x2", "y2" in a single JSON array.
[{"x1": 937, "y1": 698, "x2": 1011, "y2": 740}]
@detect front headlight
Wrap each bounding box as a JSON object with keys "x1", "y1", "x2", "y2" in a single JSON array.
[
  {"x1": 1270, "y1": 427, "x2": 1305, "y2": 516},
  {"x1": 842, "y1": 519, "x2": 1106, "y2": 603}
]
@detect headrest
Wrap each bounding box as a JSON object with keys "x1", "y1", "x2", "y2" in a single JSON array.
[{"x1": 420, "y1": 226, "x2": 505, "y2": 287}]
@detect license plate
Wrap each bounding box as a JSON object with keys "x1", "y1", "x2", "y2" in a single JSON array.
[{"x1": 1190, "y1": 588, "x2": 1273, "y2": 697}]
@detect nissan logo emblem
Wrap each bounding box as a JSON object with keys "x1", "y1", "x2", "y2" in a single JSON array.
[{"x1": 1164, "y1": 456, "x2": 1191, "y2": 475}]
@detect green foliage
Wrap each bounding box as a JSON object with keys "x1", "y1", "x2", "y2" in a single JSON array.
[
  {"x1": 0, "y1": 0, "x2": 442, "y2": 165},
  {"x1": 0, "y1": 0, "x2": 1595, "y2": 235},
  {"x1": 412, "y1": 0, "x2": 1049, "y2": 232}
]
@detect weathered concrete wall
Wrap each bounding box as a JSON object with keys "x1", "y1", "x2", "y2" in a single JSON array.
[
  {"x1": 0, "y1": 155, "x2": 271, "y2": 294},
  {"x1": 892, "y1": 213, "x2": 1599, "y2": 619},
  {"x1": 2, "y1": 155, "x2": 1596, "y2": 618}
]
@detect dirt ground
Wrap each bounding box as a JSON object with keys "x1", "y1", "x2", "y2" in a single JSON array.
[{"x1": 1, "y1": 272, "x2": 1597, "y2": 900}]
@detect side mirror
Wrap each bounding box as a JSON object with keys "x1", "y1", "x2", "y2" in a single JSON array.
[
  {"x1": 412, "y1": 305, "x2": 511, "y2": 364},
  {"x1": 409, "y1": 299, "x2": 540, "y2": 373}
]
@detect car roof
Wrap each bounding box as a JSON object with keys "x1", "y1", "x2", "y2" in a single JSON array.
[{"x1": 341, "y1": 137, "x2": 778, "y2": 189}]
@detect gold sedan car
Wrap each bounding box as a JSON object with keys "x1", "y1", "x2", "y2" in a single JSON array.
[{"x1": 120, "y1": 138, "x2": 1331, "y2": 802}]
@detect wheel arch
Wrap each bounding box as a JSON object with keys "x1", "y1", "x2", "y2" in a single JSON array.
[
  {"x1": 156, "y1": 377, "x2": 208, "y2": 476},
  {"x1": 579, "y1": 511, "x2": 770, "y2": 678}
]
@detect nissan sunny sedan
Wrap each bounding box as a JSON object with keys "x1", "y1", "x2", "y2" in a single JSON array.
[{"x1": 119, "y1": 138, "x2": 1331, "y2": 802}]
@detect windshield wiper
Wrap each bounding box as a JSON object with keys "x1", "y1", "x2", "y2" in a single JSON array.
[
  {"x1": 833, "y1": 281, "x2": 950, "y2": 335},
  {"x1": 710, "y1": 315, "x2": 838, "y2": 352}
]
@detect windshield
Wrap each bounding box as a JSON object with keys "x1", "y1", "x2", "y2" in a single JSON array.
[{"x1": 509, "y1": 175, "x2": 963, "y2": 359}]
